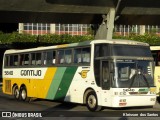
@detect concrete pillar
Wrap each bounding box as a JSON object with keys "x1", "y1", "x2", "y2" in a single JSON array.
[
  {"x1": 50, "y1": 24, "x2": 55, "y2": 34},
  {"x1": 19, "y1": 23, "x2": 24, "y2": 34},
  {"x1": 140, "y1": 25, "x2": 145, "y2": 35},
  {"x1": 95, "y1": 8, "x2": 115, "y2": 40}
]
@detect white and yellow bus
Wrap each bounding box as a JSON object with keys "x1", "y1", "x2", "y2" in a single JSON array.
[
  {"x1": 150, "y1": 46, "x2": 160, "y2": 98},
  {"x1": 2, "y1": 39, "x2": 156, "y2": 111}
]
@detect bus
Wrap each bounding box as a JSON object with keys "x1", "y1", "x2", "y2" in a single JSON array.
[
  {"x1": 150, "y1": 46, "x2": 160, "y2": 99},
  {"x1": 2, "y1": 39, "x2": 156, "y2": 111}
]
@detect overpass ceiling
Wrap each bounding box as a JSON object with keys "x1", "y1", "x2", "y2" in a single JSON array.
[{"x1": 0, "y1": 0, "x2": 160, "y2": 24}]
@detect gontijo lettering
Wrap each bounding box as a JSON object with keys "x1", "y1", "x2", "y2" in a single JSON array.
[{"x1": 21, "y1": 70, "x2": 42, "y2": 76}]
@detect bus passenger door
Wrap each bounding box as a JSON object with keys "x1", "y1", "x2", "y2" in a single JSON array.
[
  {"x1": 100, "y1": 60, "x2": 112, "y2": 106},
  {"x1": 101, "y1": 61, "x2": 110, "y2": 90},
  {"x1": 94, "y1": 60, "x2": 111, "y2": 105}
]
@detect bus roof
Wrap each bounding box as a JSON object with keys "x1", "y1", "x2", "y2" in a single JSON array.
[
  {"x1": 150, "y1": 46, "x2": 160, "y2": 51},
  {"x1": 4, "y1": 39, "x2": 149, "y2": 54}
]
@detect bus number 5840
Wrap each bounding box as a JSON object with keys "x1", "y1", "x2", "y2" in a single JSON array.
[{"x1": 4, "y1": 71, "x2": 13, "y2": 75}]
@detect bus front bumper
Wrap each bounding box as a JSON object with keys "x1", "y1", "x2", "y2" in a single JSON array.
[{"x1": 111, "y1": 95, "x2": 156, "y2": 107}]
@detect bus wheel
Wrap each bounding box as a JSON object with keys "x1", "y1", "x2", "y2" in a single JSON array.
[
  {"x1": 20, "y1": 87, "x2": 30, "y2": 102},
  {"x1": 13, "y1": 86, "x2": 20, "y2": 100},
  {"x1": 86, "y1": 91, "x2": 102, "y2": 111}
]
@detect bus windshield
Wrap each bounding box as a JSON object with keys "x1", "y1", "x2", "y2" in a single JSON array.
[{"x1": 112, "y1": 60, "x2": 154, "y2": 88}]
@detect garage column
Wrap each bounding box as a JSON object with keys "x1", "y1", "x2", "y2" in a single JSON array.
[
  {"x1": 95, "y1": 8, "x2": 115, "y2": 40},
  {"x1": 18, "y1": 23, "x2": 24, "y2": 34}
]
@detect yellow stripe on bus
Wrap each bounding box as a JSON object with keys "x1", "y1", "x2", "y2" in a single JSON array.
[
  {"x1": 26, "y1": 67, "x2": 57, "y2": 98},
  {"x1": 3, "y1": 67, "x2": 57, "y2": 99},
  {"x1": 35, "y1": 67, "x2": 57, "y2": 98}
]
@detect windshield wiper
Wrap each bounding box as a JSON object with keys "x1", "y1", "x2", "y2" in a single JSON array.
[
  {"x1": 129, "y1": 71, "x2": 150, "y2": 88},
  {"x1": 129, "y1": 73, "x2": 137, "y2": 88},
  {"x1": 142, "y1": 74, "x2": 150, "y2": 88}
]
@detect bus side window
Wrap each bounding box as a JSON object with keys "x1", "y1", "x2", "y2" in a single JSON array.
[
  {"x1": 43, "y1": 51, "x2": 56, "y2": 65},
  {"x1": 43, "y1": 52, "x2": 47, "y2": 65},
  {"x1": 23, "y1": 54, "x2": 29, "y2": 65},
  {"x1": 83, "y1": 53, "x2": 90, "y2": 63},
  {"x1": 52, "y1": 51, "x2": 56, "y2": 64},
  {"x1": 77, "y1": 54, "x2": 82, "y2": 63},
  {"x1": 5, "y1": 56, "x2": 9, "y2": 67},
  {"x1": 36, "y1": 53, "x2": 42, "y2": 65},
  {"x1": 74, "y1": 48, "x2": 81, "y2": 63},
  {"x1": 65, "y1": 49, "x2": 72, "y2": 64},
  {"x1": 9, "y1": 55, "x2": 14, "y2": 66},
  {"x1": 58, "y1": 50, "x2": 64, "y2": 64},
  {"x1": 13, "y1": 55, "x2": 18, "y2": 66},
  {"x1": 9, "y1": 55, "x2": 18, "y2": 66},
  {"x1": 31, "y1": 53, "x2": 36, "y2": 65},
  {"x1": 25, "y1": 54, "x2": 29, "y2": 65},
  {"x1": 20, "y1": 54, "x2": 24, "y2": 66},
  {"x1": 82, "y1": 47, "x2": 90, "y2": 63},
  {"x1": 47, "y1": 51, "x2": 53, "y2": 65}
]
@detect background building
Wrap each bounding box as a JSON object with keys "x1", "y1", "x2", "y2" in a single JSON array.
[
  {"x1": 19, "y1": 23, "x2": 91, "y2": 36},
  {"x1": 19, "y1": 23, "x2": 160, "y2": 36},
  {"x1": 114, "y1": 25, "x2": 160, "y2": 36}
]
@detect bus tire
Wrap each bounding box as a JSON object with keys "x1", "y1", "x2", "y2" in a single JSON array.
[
  {"x1": 20, "y1": 86, "x2": 30, "y2": 102},
  {"x1": 13, "y1": 85, "x2": 20, "y2": 100},
  {"x1": 86, "y1": 91, "x2": 102, "y2": 112}
]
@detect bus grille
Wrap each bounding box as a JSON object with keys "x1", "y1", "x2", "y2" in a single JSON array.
[{"x1": 5, "y1": 80, "x2": 11, "y2": 93}]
